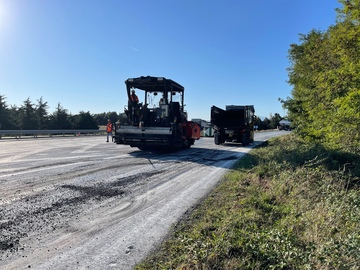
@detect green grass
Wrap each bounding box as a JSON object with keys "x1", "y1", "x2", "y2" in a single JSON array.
[{"x1": 135, "y1": 134, "x2": 360, "y2": 269}]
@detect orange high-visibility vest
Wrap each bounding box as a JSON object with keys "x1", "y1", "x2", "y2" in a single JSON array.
[
  {"x1": 107, "y1": 123, "x2": 113, "y2": 132},
  {"x1": 130, "y1": 94, "x2": 139, "y2": 103}
]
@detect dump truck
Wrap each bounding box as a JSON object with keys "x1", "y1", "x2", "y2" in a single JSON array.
[
  {"x1": 113, "y1": 76, "x2": 200, "y2": 150},
  {"x1": 211, "y1": 105, "x2": 255, "y2": 146}
]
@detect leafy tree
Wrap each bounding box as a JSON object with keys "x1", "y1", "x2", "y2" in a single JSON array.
[{"x1": 282, "y1": 0, "x2": 360, "y2": 152}]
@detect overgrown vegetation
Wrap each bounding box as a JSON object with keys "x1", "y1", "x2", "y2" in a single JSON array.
[
  {"x1": 135, "y1": 134, "x2": 360, "y2": 269},
  {"x1": 281, "y1": 0, "x2": 360, "y2": 152}
]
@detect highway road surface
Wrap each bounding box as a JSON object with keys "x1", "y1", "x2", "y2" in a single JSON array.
[{"x1": 0, "y1": 131, "x2": 289, "y2": 270}]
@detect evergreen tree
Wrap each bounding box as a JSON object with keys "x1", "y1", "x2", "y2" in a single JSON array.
[
  {"x1": 268, "y1": 113, "x2": 282, "y2": 129},
  {"x1": 107, "y1": 111, "x2": 119, "y2": 125},
  {"x1": 93, "y1": 112, "x2": 108, "y2": 126},
  {"x1": 75, "y1": 111, "x2": 98, "y2": 129},
  {"x1": 36, "y1": 97, "x2": 49, "y2": 129},
  {"x1": 262, "y1": 117, "x2": 271, "y2": 130},
  {"x1": 8, "y1": 105, "x2": 21, "y2": 129},
  {"x1": 49, "y1": 103, "x2": 72, "y2": 129},
  {"x1": 0, "y1": 95, "x2": 9, "y2": 129},
  {"x1": 93, "y1": 111, "x2": 119, "y2": 126},
  {"x1": 254, "y1": 116, "x2": 267, "y2": 131},
  {"x1": 19, "y1": 98, "x2": 38, "y2": 129}
]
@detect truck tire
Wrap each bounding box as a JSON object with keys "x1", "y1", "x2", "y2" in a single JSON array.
[
  {"x1": 181, "y1": 139, "x2": 192, "y2": 149},
  {"x1": 241, "y1": 132, "x2": 249, "y2": 146},
  {"x1": 214, "y1": 132, "x2": 221, "y2": 145}
]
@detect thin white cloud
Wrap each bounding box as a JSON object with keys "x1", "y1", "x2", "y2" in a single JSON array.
[{"x1": 130, "y1": 46, "x2": 138, "y2": 51}]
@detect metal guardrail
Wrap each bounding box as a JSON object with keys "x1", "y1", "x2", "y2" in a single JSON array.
[{"x1": 0, "y1": 129, "x2": 106, "y2": 139}]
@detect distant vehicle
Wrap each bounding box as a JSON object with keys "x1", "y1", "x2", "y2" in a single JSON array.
[
  {"x1": 211, "y1": 105, "x2": 255, "y2": 146},
  {"x1": 113, "y1": 76, "x2": 200, "y2": 150},
  {"x1": 278, "y1": 119, "x2": 292, "y2": 131}
]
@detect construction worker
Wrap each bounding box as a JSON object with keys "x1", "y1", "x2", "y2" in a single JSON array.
[
  {"x1": 129, "y1": 89, "x2": 139, "y2": 104},
  {"x1": 128, "y1": 89, "x2": 140, "y2": 124},
  {"x1": 106, "y1": 119, "x2": 113, "y2": 142}
]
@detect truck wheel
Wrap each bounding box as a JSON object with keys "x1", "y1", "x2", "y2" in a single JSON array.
[
  {"x1": 214, "y1": 132, "x2": 221, "y2": 145},
  {"x1": 241, "y1": 133, "x2": 249, "y2": 146},
  {"x1": 182, "y1": 139, "x2": 192, "y2": 149}
]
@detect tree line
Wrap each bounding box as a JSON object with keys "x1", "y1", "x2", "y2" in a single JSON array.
[
  {"x1": 281, "y1": 0, "x2": 360, "y2": 153},
  {"x1": 254, "y1": 113, "x2": 285, "y2": 131},
  {"x1": 0, "y1": 95, "x2": 127, "y2": 130},
  {"x1": 0, "y1": 95, "x2": 286, "y2": 131}
]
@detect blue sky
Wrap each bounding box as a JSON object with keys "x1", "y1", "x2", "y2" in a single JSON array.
[{"x1": 0, "y1": 0, "x2": 341, "y2": 120}]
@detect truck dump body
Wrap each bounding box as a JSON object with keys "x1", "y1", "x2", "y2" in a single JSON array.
[
  {"x1": 113, "y1": 76, "x2": 200, "y2": 150},
  {"x1": 211, "y1": 105, "x2": 247, "y2": 129},
  {"x1": 211, "y1": 105, "x2": 255, "y2": 146}
]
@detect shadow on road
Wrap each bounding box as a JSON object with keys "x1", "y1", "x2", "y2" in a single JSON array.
[{"x1": 127, "y1": 142, "x2": 263, "y2": 169}]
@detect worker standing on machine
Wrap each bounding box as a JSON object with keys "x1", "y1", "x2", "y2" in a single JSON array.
[
  {"x1": 106, "y1": 119, "x2": 113, "y2": 142},
  {"x1": 129, "y1": 89, "x2": 139, "y2": 104},
  {"x1": 128, "y1": 89, "x2": 140, "y2": 124}
]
